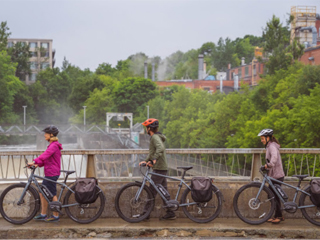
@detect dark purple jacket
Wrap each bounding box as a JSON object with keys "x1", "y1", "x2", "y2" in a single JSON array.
[{"x1": 34, "y1": 141, "x2": 62, "y2": 176}]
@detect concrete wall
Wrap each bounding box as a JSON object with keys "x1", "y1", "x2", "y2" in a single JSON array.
[{"x1": 0, "y1": 180, "x2": 308, "y2": 219}]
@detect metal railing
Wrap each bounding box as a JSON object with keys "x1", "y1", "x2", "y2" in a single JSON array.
[{"x1": 0, "y1": 149, "x2": 319, "y2": 182}]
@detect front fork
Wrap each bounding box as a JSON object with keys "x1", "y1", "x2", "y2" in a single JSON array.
[{"x1": 17, "y1": 180, "x2": 33, "y2": 205}]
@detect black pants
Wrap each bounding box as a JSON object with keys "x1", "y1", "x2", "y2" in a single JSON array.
[
  {"x1": 269, "y1": 177, "x2": 284, "y2": 218},
  {"x1": 147, "y1": 170, "x2": 172, "y2": 213}
]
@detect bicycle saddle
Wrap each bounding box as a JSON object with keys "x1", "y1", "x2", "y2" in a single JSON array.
[
  {"x1": 60, "y1": 170, "x2": 76, "y2": 175},
  {"x1": 292, "y1": 174, "x2": 308, "y2": 180},
  {"x1": 177, "y1": 166, "x2": 193, "y2": 171}
]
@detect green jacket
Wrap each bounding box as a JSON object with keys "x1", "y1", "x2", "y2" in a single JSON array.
[{"x1": 145, "y1": 133, "x2": 168, "y2": 170}]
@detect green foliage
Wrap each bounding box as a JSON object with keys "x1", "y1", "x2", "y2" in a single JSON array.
[
  {"x1": 0, "y1": 21, "x2": 10, "y2": 52},
  {"x1": 8, "y1": 42, "x2": 32, "y2": 80}
]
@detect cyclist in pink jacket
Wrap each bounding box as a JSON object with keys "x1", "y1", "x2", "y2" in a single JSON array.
[{"x1": 28, "y1": 125, "x2": 63, "y2": 222}]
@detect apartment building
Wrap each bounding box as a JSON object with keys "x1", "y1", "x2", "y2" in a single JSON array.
[{"x1": 7, "y1": 38, "x2": 55, "y2": 84}]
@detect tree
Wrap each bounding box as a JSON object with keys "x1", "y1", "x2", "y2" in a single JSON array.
[
  {"x1": 113, "y1": 77, "x2": 157, "y2": 114},
  {"x1": 0, "y1": 51, "x2": 23, "y2": 123},
  {"x1": 0, "y1": 21, "x2": 10, "y2": 52},
  {"x1": 7, "y1": 42, "x2": 32, "y2": 81},
  {"x1": 95, "y1": 62, "x2": 115, "y2": 75}
]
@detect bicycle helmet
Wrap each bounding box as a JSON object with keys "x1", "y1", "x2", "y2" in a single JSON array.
[
  {"x1": 42, "y1": 125, "x2": 59, "y2": 136},
  {"x1": 257, "y1": 129, "x2": 273, "y2": 137},
  {"x1": 142, "y1": 118, "x2": 159, "y2": 128}
]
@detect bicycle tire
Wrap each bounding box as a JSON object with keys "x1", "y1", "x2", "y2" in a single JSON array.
[
  {"x1": 64, "y1": 185, "x2": 105, "y2": 224},
  {"x1": 181, "y1": 184, "x2": 223, "y2": 223},
  {"x1": 115, "y1": 182, "x2": 154, "y2": 223},
  {"x1": 0, "y1": 183, "x2": 40, "y2": 224},
  {"x1": 233, "y1": 182, "x2": 275, "y2": 225},
  {"x1": 299, "y1": 186, "x2": 320, "y2": 226}
]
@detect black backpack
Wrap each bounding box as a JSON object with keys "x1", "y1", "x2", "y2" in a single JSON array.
[
  {"x1": 191, "y1": 177, "x2": 212, "y2": 203},
  {"x1": 74, "y1": 178, "x2": 99, "y2": 204},
  {"x1": 310, "y1": 179, "x2": 320, "y2": 207}
]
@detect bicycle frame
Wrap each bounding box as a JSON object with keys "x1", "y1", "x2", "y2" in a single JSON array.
[
  {"x1": 255, "y1": 171, "x2": 315, "y2": 210},
  {"x1": 136, "y1": 167, "x2": 197, "y2": 207},
  {"x1": 17, "y1": 168, "x2": 77, "y2": 208}
]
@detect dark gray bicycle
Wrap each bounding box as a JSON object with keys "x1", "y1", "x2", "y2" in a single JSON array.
[
  {"x1": 233, "y1": 167, "x2": 320, "y2": 226},
  {"x1": 115, "y1": 164, "x2": 223, "y2": 223},
  {"x1": 0, "y1": 159, "x2": 105, "y2": 225}
]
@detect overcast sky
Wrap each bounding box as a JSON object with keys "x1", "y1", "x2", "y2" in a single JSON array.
[{"x1": 1, "y1": 0, "x2": 319, "y2": 70}]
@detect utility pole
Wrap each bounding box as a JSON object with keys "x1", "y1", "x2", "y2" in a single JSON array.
[
  {"x1": 83, "y1": 106, "x2": 87, "y2": 130},
  {"x1": 23, "y1": 106, "x2": 27, "y2": 132}
]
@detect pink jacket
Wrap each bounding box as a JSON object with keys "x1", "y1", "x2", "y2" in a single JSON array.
[
  {"x1": 34, "y1": 141, "x2": 62, "y2": 176},
  {"x1": 265, "y1": 141, "x2": 285, "y2": 179}
]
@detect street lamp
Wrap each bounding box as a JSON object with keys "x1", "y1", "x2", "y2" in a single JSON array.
[{"x1": 83, "y1": 106, "x2": 87, "y2": 126}]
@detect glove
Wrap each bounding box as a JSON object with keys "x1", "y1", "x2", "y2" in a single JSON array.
[{"x1": 260, "y1": 165, "x2": 266, "y2": 171}]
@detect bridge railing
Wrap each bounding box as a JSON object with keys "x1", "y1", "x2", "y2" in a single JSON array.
[{"x1": 0, "y1": 149, "x2": 319, "y2": 182}]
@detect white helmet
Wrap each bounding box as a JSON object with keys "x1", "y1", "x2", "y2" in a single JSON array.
[{"x1": 258, "y1": 129, "x2": 273, "y2": 137}]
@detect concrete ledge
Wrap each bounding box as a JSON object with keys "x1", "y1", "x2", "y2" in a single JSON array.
[{"x1": 0, "y1": 218, "x2": 319, "y2": 239}]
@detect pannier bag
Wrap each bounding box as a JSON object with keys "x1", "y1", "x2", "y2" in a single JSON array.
[
  {"x1": 310, "y1": 179, "x2": 320, "y2": 207},
  {"x1": 75, "y1": 177, "x2": 99, "y2": 204},
  {"x1": 191, "y1": 177, "x2": 212, "y2": 203}
]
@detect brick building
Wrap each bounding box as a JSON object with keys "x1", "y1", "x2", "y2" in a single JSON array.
[
  {"x1": 226, "y1": 58, "x2": 265, "y2": 86},
  {"x1": 300, "y1": 45, "x2": 320, "y2": 65}
]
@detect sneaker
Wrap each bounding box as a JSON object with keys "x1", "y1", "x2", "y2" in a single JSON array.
[
  {"x1": 272, "y1": 217, "x2": 284, "y2": 224},
  {"x1": 44, "y1": 215, "x2": 60, "y2": 222},
  {"x1": 34, "y1": 214, "x2": 47, "y2": 220},
  {"x1": 161, "y1": 211, "x2": 176, "y2": 220}
]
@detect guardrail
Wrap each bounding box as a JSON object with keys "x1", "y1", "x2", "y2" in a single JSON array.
[{"x1": 0, "y1": 149, "x2": 319, "y2": 182}]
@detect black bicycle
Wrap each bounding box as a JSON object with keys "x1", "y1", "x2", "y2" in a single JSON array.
[
  {"x1": 233, "y1": 167, "x2": 320, "y2": 226},
  {"x1": 115, "y1": 164, "x2": 223, "y2": 223},
  {"x1": 0, "y1": 159, "x2": 105, "y2": 224}
]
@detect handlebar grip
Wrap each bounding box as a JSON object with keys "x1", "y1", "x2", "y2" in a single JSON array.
[{"x1": 141, "y1": 163, "x2": 146, "y2": 167}]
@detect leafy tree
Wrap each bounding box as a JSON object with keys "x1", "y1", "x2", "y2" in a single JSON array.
[
  {"x1": 113, "y1": 77, "x2": 157, "y2": 114},
  {"x1": 0, "y1": 21, "x2": 10, "y2": 52},
  {"x1": 0, "y1": 51, "x2": 23, "y2": 123},
  {"x1": 7, "y1": 42, "x2": 32, "y2": 81}
]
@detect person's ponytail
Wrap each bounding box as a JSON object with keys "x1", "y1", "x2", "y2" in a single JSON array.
[{"x1": 271, "y1": 136, "x2": 280, "y2": 147}]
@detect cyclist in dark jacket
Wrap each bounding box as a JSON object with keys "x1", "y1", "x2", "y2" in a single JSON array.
[
  {"x1": 139, "y1": 118, "x2": 176, "y2": 220},
  {"x1": 258, "y1": 129, "x2": 285, "y2": 224}
]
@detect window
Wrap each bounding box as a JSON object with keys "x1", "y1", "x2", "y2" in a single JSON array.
[
  {"x1": 30, "y1": 62, "x2": 38, "y2": 70},
  {"x1": 203, "y1": 87, "x2": 210, "y2": 91},
  {"x1": 7, "y1": 42, "x2": 14, "y2": 48},
  {"x1": 238, "y1": 69, "x2": 242, "y2": 78},
  {"x1": 41, "y1": 51, "x2": 49, "y2": 57},
  {"x1": 30, "y1": 73, "x2": 37, "y2": 81},
  {"x1": 245, "y1": 66, "x2": 249, "y2": 76},
  {"x1": 41, "y1": 42, "x2": 49, "y2": 49},
  {"x1": 253, "y1": 65, "x2": 256, "y2": 75},
  {"x1": 29, "y1": 42, "x2": 37, "y2": 48},
  {"x1": 41, "y1": 62, "x2": 50, "y2": 69},
  {"x1": 30, "y1": 51, "x2": 38, "y2": 58}
]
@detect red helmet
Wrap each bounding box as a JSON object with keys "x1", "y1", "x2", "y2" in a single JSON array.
[{"x1": 142, "y1": 118, "x2": 159, "y2": 128}]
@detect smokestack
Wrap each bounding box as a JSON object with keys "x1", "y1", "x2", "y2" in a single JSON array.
[
  {"x1": 220, "y1": 75, "x2": 223, "y2": 93},
  {"x1": 198, "y1": 54, "x2": 204, "y2": 80},
  {"x1": 241, "y1": 57, "x2": 245, "y2": 66},
  {"x1": 234, "y1": 74, "x2": 239, "y2": 91},
  {"x1": 152, "y1": 63, "x2": 155, "y2": 81},
  {"x1": 144, "y1": 61, "x2": 148, "y2": 79}
]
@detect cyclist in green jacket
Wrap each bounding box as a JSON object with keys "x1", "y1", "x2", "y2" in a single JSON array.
[{"x1": 139, "y1": 118, "x2": 176, "y2": 220}]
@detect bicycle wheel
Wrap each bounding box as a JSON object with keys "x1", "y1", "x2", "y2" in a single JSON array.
[
  {"x1": 181, "y1": 184, "x2": 223, "y2": 223},
  {"x1": 233, "y1": 182, "x2": 275, "y2": 225},
  {"x1": 299, "y1": 186, "x2": 320, "y2": 226},
  {"x1": 64, "y1": 185, "x2": 105, "y2": 224},
  {"x1": 0, "y1": 183, "x2": 40, "y2": 224},
  {"x1": 115, "y1": 182, "x2": 154, "y2": 223}
]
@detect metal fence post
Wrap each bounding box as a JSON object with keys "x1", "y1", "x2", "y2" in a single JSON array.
[
  {"x1": 86, "y1": 154, "x2": 96, "y2": 178},
  {"x1": 250, "y1": 153, "x2": 262, "y2": 181}
]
